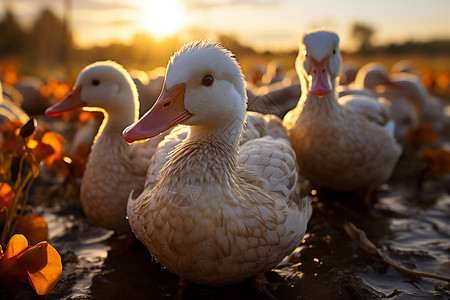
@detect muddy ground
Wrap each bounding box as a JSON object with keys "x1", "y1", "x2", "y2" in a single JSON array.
[{"x1": 2, "y1": 119, "x2": 450, "y2": 300}]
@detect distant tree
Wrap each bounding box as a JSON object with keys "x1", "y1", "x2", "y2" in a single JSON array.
[
  {"x1": 0, "y1": 9, "x2": 27, "y2": 57},
  {"x1": 29, "y1": 8, "x2": 73, "y2": 75},
  {"x1": 383, "y1": 39, "x2": 450, "y2": 55},
  {"x1": 351, "y1": 22, "x2": 375, "y2": 54},
  {"x1": 218, "y1": 34, "x2": 256, "y2": 56}
]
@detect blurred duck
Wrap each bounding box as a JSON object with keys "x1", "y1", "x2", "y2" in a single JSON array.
[
  {"x1": 0, "y1": 81, "x2": 29, "y2": 125},
  {"x1": 340, "y1": 62, "x2": 415, "y2": 145},
  {"x1": 247, "y1": 81, "x2": 301, "y2": 118},
  {"x1": 283, "y1": 30, "x2": 401, "y2": 203},
  {"x1": 130, "y1": 67, "x2": 165, "y2": 116},
  {"x1": 388, "y1": 72, "x2": 449, "y2": 136},
  {"x1": 123, "y1": 41, "x2": 312, "y2": 297},
  {"x1": 338, "y1": 62, "x2": 393, "y2": 97},
  {"x1": 247, "y1": 66, "x2": 301, "y2": 119},
  {"x1": 339, "y1": 61, "x2": 358, "y2": 85},
  {"x1": 391, "y1": 60, "x2": 415, "y2": 74},
  {"x1": 261, "y1": 59, "x2": 285, "y2": 85},
  {"x1": 15, "y1": 76, "x2": 51, "y2": 115},
  {"x1": 351, "y1": 63, "x2": 449, "y2": 144},
  {"x1": 45, "y1": 61, "x2": 168, "y2": 233}
]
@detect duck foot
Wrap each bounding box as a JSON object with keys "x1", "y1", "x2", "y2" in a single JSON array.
[
  {"x1": 177, "y1": 278, "x2": 189, "y2": 300},
  {"x1": 251, "y1": 273, "x2": 279, "y2": 300},
  {"x1": 362, "y1": 186, "x2": 375, "y2": 209}
]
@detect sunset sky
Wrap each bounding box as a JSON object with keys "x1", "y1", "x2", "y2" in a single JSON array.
[{"x1": 5, "y1": 0, "x2": 450, "y2": 52}]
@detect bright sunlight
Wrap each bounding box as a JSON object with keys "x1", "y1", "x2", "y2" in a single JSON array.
[{"x1": 135, "y1": 0, "x2": 185, "y2": 38}]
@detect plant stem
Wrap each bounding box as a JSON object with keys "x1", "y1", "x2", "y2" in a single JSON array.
[{"x1": 382, "y1": 256, "x2": 450, "y2": 282}]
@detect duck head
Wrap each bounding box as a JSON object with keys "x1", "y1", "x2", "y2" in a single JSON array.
[
  {"x1": 123, "y1": 40, "x2": 247, "y2": 143},
  {"x1": 45, "y1": 61, "x2": 139, "y2": 121},
  {"x1": 296, "y1": 30, "x2": 341, "y2": 97},
  {"x1": 355, "y1": 63, "x2": 390, "y2": 91}
]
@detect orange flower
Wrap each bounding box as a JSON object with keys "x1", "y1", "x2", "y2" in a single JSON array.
[
  {"x1": 0, "y1": 120, "x2": 22, "y2": 153},
  {"x1": 407, "y1": 123, "x2": 438, "y2": 148},
  {"x1": 53, "y1": 82, "x2": 72, "y2": 101},
  {"x1": 0, "y1": 182, "x2": 14, "y2": 212},
  {"x1": 15, "y1": 215, "x2": 49, "y2": 246},
  {"x1": 419, "y1": 147, "x2": 450, "y2": 176},
  {"x1": 0, "y1": 58, "x2": 19, "y2": 86},
  {"x1": 40, "y1": 77, "x2": 73, "y2": 101},
  {"x1": 40, "y1": 132, "x2": 66, "y2": 169},
  {"x1": 0, "y1": 234, "x2": 62, "y2": 297},
  {"x1": 28, "y1": 131, "x2": 66, "y2": 169},
  {"x1": 0, "y1": 183, "x2": 15, "y2": 225}
]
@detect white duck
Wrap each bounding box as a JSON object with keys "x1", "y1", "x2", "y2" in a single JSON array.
[
  {"x1": 123, "y1": 41, "x2": 312, "y2": 296},
  {"x1": 388, "y1": 72, "x2": 449, "y2": 135},
  {"x1": 339, "y1": 62, "x2": 415, "y2": 145},
  {"x1": 45, "y1": 61, "x2": 168, "y2": 233},
  {"x1": 338, "y1": 62, "x2": 394, "y2": 97},
  {"x1": 283, "y1": 30, "x2": 401, "y2": 200}
]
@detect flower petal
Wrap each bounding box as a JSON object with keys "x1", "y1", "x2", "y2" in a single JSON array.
[
  {"x1": 40, "y1": 132, "x2": 66, "y2": 169},
  {"x1": 4, "y1": 234, "x2": 28, "y2": 258},
  {"x1": 0, "y1": 235, "x2": 29, "y2": 286},
  {"x1": 15, "y1": 215, "x2": 49, "y2": 245},
  {"x1": 19, "y1": 243, "x2": 47, "y2": 274},
  {"x1": 24, "y1": 242, "x2": 62, "y2": 295}
]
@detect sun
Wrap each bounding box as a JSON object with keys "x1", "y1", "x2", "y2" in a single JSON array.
[{"x1": 135, "y1": 0, "x2": 185, "y2": 38}]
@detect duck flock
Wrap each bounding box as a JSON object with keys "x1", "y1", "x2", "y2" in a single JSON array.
[{"x1": 1, "y1": 29, "x2": 450, "y2": 298}]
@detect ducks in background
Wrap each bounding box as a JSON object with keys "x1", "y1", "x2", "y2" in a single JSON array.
[
  {"x1": 283, "y1": 30, "x2": 401, "y2": 204},
  {"x1": 261, "y1": 59, "x2": 285, "y2": 85},
  {"x1": 246, "y1": 59, "x2": 301, "y2": 119},
  {"x1": 45, "y1": 61, "x2": 168, "y2": 233},
  {"x1": 342, "y1": 62, "x2": 449, "y2": 145},
  {"x1": 130, "y1": 67, "x2": 165, "y2": 117},
  {"x1": 123, "y1": 41, "x2": 312, "y2": 297},
  {"x1": 0, "y1": 81, "x2": 29, "y2": 125},
  {"x1": 339, "y1": 61, "x2": 358, "y2": 85},
  {"x1": 388, "y1": 71, "x2": 449, "y2": 138},
  {"x1": 338, "y1": 63, "x2": 415, "y2": 145},
  {"x1": 247, "y1": 82, "x2": 301, "y2": 119}
]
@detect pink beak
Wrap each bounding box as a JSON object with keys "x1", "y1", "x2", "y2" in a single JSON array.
[
  {"x1": 309, "y1": 58, "x2": 332, "y2": 97},
  {"x1": 123, "y1": 83, "x2": 191, "y2": 143}
]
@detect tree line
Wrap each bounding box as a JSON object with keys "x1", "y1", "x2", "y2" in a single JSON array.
[{"x1": 0, "y1": 8, "x2": 449, "y2": 78}]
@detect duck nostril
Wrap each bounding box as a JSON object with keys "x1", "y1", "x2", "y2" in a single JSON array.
[{"x1": 162, "y1": 101, "x2": 171, "y2": 109}]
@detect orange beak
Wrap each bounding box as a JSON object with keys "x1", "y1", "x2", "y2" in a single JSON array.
[
  {"x1": 123, "y1": 83, "x2": 190, "y2": 143},
  {"x1": 45, "y1": 86, "x2": 85, "y2": 117}
]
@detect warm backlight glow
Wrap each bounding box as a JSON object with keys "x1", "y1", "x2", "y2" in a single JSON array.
[{"x1": 136, "y1": 0, "x2": 185, "y2": 38}]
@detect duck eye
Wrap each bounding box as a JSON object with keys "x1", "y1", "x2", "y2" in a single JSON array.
[
  {"x1": 92, "y1": 79, "x2": 100, "y2": 86},
  {"x1": 201, "y1": 75, "x2": 214, "y2": 87}
]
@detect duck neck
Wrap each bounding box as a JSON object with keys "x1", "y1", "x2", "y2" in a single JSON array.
[
  {"x1": 160, "y1": 116, "x2": 244, "y2": 187},
  {"x1": 297, "y1": 81, "x2": 341, "y2": 118},
  {"x1": 409, "y1": 84, "x2": 428, "y2": 109},
  {"x1": 94, "y1": 108, "x2": 137, "y2": 145}
]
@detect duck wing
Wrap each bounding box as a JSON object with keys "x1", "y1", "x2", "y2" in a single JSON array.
[
  {"x1": 243, "y1": 112, "x2": 289, "y2": 144},
  {"x1": 238, "y1": 133, "x2": 298, "y2": 203},
  {"x1": 339, "y1": 94, "x2": 395, "y2": 136}
]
